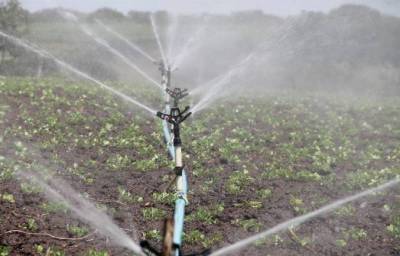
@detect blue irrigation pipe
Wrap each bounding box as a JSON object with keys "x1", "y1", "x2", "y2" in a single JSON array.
[{"x1": 162, "y1": 100, "x2": 188, "y2": 256}]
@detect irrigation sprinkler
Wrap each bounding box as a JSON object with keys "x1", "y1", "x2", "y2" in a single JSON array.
[
  {"x1": 138, "y1": 51, "x2": 207, "y2": 255},
  {"x1": 159, "y1": 61, "x2": 172, "y2": 90},
  {"x1": 153, "y1": 105, "x2": 209, "y2": 255},
  {"x1": 140, "y1": 104, "x2": 197, "y2": 256}
]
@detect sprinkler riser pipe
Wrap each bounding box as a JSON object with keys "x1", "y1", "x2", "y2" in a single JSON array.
[
  {"x1": 175, "y1": 146, "x2": 183, "y2": 167},
  {"x1": 176, "y1": 176, "x2": 184, "y2": 195},
  {"x1": 173, "y1": 198, "x2": 186, "y2": 250},
  {"x1": 167, "y1": 69, "x2": 171, "y2": 88},
  {"x1": 157, "y1": 67, "x2": 191, "y2": 256}
]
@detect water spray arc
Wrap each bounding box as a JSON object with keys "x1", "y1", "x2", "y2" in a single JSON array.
[
  {"x1": 19, "y1": 173, "x2": 146, "y2": 256},
  {"x1": 2, "y1": 8, "x2": 399, "y2": 256},
  {"x1": 210, "y1": 178, "x2": 400, "y2": 256},
  {"x1": 151, "y1": 14, "x2": 168, "y2": 67},
  {"x1": 95, "y1": 19, "x2": 157, "y2": 64},
  {"x1": 136, "y1": 36, "x2": 211, "y2": 254},
  {"x1": 0, "y1": 30, "x2": 157, "y2": 116},
  {"x1": 59, "y1": 12, "x2": 163, "y2": 90}
]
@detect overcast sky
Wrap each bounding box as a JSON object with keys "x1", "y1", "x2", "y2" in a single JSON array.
[{"x1": 19, "y1": 0, "x2": 400, "y2": 17}]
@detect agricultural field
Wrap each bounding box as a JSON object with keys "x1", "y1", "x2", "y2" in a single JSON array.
[{"x1": 0, "y1": 77, "x2": 399, "y2": 255}]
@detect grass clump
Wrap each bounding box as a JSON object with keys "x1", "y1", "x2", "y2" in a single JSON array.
[
  {"x1": 289, "y1": 196, "x2": 306, "y2": 214},
  {"x1": 0, "y1": 245, "x2": 10, "y2": 256},
  {"x1": 0, "y1": 193, "x2": 15, "y2": 203},
  {"x1": 184, "y1": 230, "x2": 223, "y2": 248},
  {"x1": 26, "y1": 218, "x2": 38, "y2": 232},
  {"x1": 226, "y1": 169, "x2": 254, "y2": 194},
  {"x1": 40, "y1": 202, "x2": 68, "y2": 214},
  {"x1": 187, "y1": 204, "x2": 224, "y2": 224},
  {"x1": 387, "y1": 215, "x2": 400, "y2": 239},
  {"x1": 232, "y1": 218, "x2": 263, "y2": 232},
  {"x1": 257, "y1": 189, "x2": 272, "y2": 199},
  {"x1": 84, "y1": 249, "x2": 108, "y2": 256},
  {"x1": 67, "y1": 225, "x2": 89, "y2": 237},
  {"x1": 142, "y1": 207, "x2": 166, "y2": 221},
  {"x1": 144, "y1": 229, "x2": 161, "y2": 242}
]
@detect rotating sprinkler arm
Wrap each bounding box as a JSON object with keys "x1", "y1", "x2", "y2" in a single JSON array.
[
  {"x1": 157, "y1": 106, "x2": 191, "y2": 147},
  {"x1": 166, "y1": 88, "x2": 189, "y2": 101},
  {"x1": 157, "y1": 106, "x2": 191, "y2": 202},
  {"x1": 166, "y1": 88, "x2": 190, "y2": 108}
]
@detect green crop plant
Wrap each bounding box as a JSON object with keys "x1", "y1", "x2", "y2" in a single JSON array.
[
  {"x1": 234, "y1": 200, "x2": 263, "y2": 209},
  {"x1": 20, "y1": 182, "x2": 42, "y2": 194},
  {"x1": 1, "y1": 76, "x2": 400, "y2": 255},
  {"x1": 132, "y1": 157, "x2": 158, "y2": 172},
  {"x1": 336, "y1": 239, "x2": 347, "y2": 248},
  {"x1": 184, "y1": 230, "x2": 223, "y2": 248},
  {"x1": 36, "y1": 247, "x2": 65, "y2": 256},
  {"x1": 262, "y1": 167, "x2": 292, "y2": 180},
  {"x1": 144, "y1": 229, "x2": 161, "y2": 242},
  {"x1": 232, "y1": 218, "x2": 263, "y2": 232},
  {"x1": 343, "y1": 227, "x2": 368, "y2": 241},
  {"x1": 0, "y1": 159, "x2": 13, "y2": 181},
  {"x1": 289, "y1": 196, "x2": 306, "y2": 214},
  {"x1": 67, "y1": 225, "x2": 89, "y2": 237},
  {"x1": 40, "y1": 202, "x2": 68, "y2": 214},
  {"x1": 84, "y1": 249, "x2": 109, "y2": 256},
  {"x1": 117, "y1": 187, "x2": 135, "y2": 204},
  {"x1": 295, "y1": 171, "x2": 322, "y2": 182},
  {"x1": 334, "y1": 205, "x2": 356, "y2": 217},
  {"x1": 226, "y1": 169, "x2": 254, "y2": 194},
  {"x1": 187, "y1": 204, "x2": 224, "y2": 224},
  {"x1": 311, "y1": 148, "x2": 335, "y2": 175},
  {"x1": 106, "y1": 154, "x2": 132, "y2": 171},
  {"x1": 26, "y1": 218, "x2": 38, "y2": 232},
  {"x1": 0, "y1": 245, "x2": 10, "y2": 256},
  {"x1": 34, "y1": 245, "x2": 44, "y2": 254},
  {"x1": 0, "y1": 193, "x2": 15, "y2": 203},
  {"x1": 344, "y1": 167, "x2": 400, "y2": 190},
  {"x1": 152, "y1": 191, "x2": 176, "y2": 205},
  {"x1": 387, "y1": 215, "x2": 400, "y2": 239},
  {"x1": 257, "y1": 188, "x2": 272, "y2": 199},
  {"x1": 142, "y1": 207, "x2": 166, "y2": 221}
]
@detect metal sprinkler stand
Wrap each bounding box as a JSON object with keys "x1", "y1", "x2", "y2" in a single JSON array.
[
  {"x1": 139, "y1": 57, "x2": 210, "y2": 256},
  {"x1": 142, "y1": 102, "x2": 211, "y2": 256},
  {"x1": 157, "y1": 104, "x2": 191, "y2": 256}
]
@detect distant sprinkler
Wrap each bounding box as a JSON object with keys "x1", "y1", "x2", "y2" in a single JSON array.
[{"x1": 158, "y1": 61, "x2": 172, "y2": 89}]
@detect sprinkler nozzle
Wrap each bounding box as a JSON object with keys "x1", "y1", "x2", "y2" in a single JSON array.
[
  {"x1": 166, "y1": 88, "x2": 189, "y2": 99},
  {"x1": 156, "y1": 107, "x2": 191, "y2": 125},
  {"x1": 157, "y1": 106, "x2": 192, "y2": 147},
  {"x1": 156, "y1": 111, "x2": 164, "y2": 119},
  {"x1": 167, "y1": 87, "x2": 189, "y2": 107}
]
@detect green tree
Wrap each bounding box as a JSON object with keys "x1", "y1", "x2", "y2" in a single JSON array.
[
  {"x1": 87, "y1": 7, "x2": 125, "y2": 22},
  {"x1": 0, "y1": 0, "x2": 28, "y2": 64}
]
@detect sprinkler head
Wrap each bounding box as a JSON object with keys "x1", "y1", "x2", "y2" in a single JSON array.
[
  {"x1": 166, "y1": 88, "x2": 189, "y2": 102},
  {"x1": 157, "y1": 106, "x2": 192, "y2": 146},
  {"x1": 156, "y1": 106, "x2": 191, "y2": 126}
]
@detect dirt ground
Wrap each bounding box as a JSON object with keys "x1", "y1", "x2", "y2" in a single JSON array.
[{"x1": 1, "y1": 80, "x2": 400, "y2": 255}]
